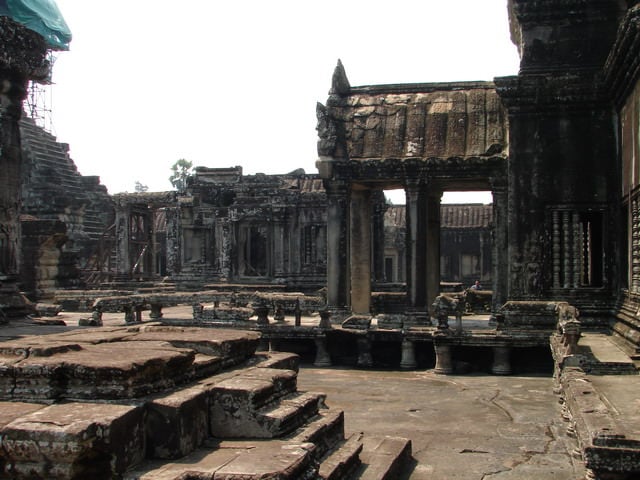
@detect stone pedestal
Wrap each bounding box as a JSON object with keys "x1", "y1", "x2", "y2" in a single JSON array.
[
  {"x1": 492, "y1": 346, "x2": 512, "y2": 375},
  {"x1": 150, "y1": 303, "x2": 163, "y2": 320},
  {"x1": 313, "y1": 337, "x2": 332, "y2": 367},
  {"x1": 254, "y1": 305, "x2": 270, "y2": 326},
  {"x1": 318, "y1": 309, "x2": 332, "y2": 329},
  {"x1": 434, "y1": 343, "x2": 454, "y2": 374},
  {"x1": 400, "y1": 339, "x2": 417, "y2": 370}
]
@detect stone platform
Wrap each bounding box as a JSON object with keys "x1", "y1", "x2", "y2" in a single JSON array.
[{"x1": 0, "y1": 324, "x2": 412, "y2": 479}]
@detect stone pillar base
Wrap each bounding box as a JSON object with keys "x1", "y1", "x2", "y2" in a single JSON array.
[
  {"x1": 400, "y1": 339, "x2": 417, "y2": 369},
  {"x1": 434, "y1": 343, "x2": 453, "y2": 374},
  {"x1": 356, "y1": 336, "x2": 373, "y2": 368},
  {"x1": 313, "y1": 337, "x2": 332, "y2": 367},
  {"x1": 492, "y1": 346, "x2": 512, "y2": 375}
]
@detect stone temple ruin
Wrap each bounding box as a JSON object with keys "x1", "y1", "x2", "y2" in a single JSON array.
[{"x1": 3, "y1": 0, "x2": 640, "y2": 478}]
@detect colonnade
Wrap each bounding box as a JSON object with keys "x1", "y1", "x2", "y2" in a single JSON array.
[
  {"x1": 324, "y1": 176, "x2": 509, "y2": 324},
  {"x1": 324, "y1": 179, "x2": 443, "y2": 323}
]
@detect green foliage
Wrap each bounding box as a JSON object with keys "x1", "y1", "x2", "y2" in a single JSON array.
[
  {"x1": 134, "y1": 181, "x2": 148, "y2": 192},
  {"x1": 169, "y1": 159, "x2": 194, "y2": 192}
]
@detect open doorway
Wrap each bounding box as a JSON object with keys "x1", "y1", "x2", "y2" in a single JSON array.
[{"x1": 381, "y1": 190, "x2": 493, "y2": 289}]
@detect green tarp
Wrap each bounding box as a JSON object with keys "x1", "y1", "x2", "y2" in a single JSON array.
[{"x1": 0, "y1": 0, "x2": 71, "y2": 50}]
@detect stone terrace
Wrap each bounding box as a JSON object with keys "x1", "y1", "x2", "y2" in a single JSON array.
[{"x1": 0, "y1": 324, "x2": 411, "y2": 479}]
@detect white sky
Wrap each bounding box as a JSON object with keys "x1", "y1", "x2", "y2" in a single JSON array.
[{"x1": 41, "y1": 0, "x2": 520, "y2": 202}]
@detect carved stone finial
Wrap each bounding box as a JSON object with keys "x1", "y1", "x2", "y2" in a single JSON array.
[{"x1": 330, "y1": 59, "x2": 350, "y2": 96}]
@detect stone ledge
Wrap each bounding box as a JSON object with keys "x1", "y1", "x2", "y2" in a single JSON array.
[{"x1": 558, "y1": 367, "x2": 640, "y2": 476}]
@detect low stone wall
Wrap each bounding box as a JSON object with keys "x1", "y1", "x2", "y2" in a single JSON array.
[
  {"x1": 496, "y1": 300, "x2": 565, "y2": 331},
  {"x1": 53, "y1": 290, "x2": 130, "y2": 312}
]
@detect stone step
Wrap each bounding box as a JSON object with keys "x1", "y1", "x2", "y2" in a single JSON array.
[
  {"x1": 0, "y1": 402, "x2": 145, "y2": 479},
  {"x1": 6, "y1": 340, "x2": 196, "y2": 400},
  {"x1": 192, "y1": 352, "x2": 225, "y2": 378},
  {"x1": 354, "y1": 435, "x2": 413, "y2": 480},
  {"x1": 125, "y1": 440, "x2": 317, "y2": 480},
  {"x1": 256, "y1": 391, "x2": 327, "y2": 437},
  {"x1": 289, "y1": 410, "x2": 346, "y2": 459},
  {"x1": 318, "y1": 432, "x2": 364, "y2": 480},
  {"x1": 0, "y1": 327, "x2": 261, "y2": 401},
  {"x1": 251, "y1": 351, "x2": 300, "y2": 372},
  {"x1": 578, "y1": 333, "x2": 638, "y2": 375},
  {"x1": 208, "y1": 368, "x2": 303, "y2": 438},
  {"x1": 145, "y1": 383, "x2": 212, "y2": 459}
]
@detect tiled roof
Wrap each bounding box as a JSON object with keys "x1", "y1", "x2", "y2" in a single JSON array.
[
  {"x1": 440, "y1": 204, "x2": 493, "y2": 228},
  {"x1": 385, "y1": 204, "x2": 493, "y2": 229}
]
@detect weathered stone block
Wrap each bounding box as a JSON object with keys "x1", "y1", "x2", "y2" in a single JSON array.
[
  {"x1": 375, "y1": 313, "x2": 404, "y2": 330},
  {"x1": 146, "y1": 385, "x2": 209, "y2": 459},
  {"x1": 341, "y1": 315, "x2": 372, "y2": 330},
  {"x1": 499, "y1": 301, "x2": 561, "y2": 330},
  {"x1": 9, "y1": 341, "x2": 195, "y2": 400},
  {"x1": 0, "y1": 402, "x2": 144, "y2": 478}
]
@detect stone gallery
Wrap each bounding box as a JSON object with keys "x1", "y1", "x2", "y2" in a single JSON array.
[{"x1": 2, "y1": 0, "x2": 640, "y2": 478}]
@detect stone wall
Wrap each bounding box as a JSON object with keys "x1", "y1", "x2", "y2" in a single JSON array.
[
  {"x1": 0, "y1": 16, "x2": 49, "y2": 315},
  {"x1": 167, "y1": 167, "x2": 331, "y2": 291}
]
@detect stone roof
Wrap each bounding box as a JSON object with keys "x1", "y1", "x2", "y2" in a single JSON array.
[
  {"x1": 325, "y1": 80, "x2": 507, "y2": 161},
  {"x1": 282, "y1": 177, "x2": 325, "y2": 193},
  {"x1": 385, "y1": 203, "x2": 493, "y2": 229},
  {"x1": 440, "y1": 203, "x2": 493, "y2": 229}
]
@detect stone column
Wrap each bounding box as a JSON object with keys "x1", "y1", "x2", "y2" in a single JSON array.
[
  {"x1": 350, "y1": 188, "x2": 371, "y2": 314},
  {"x1": 313, "y1": 336, "x2": 332, "y2": 367},
  {"x1": 114, "y1": 202, "x2": 130, "y2": 280},
  {"x1": 164, "y1": 207, "x2": 181, "y2": 276},
  {"x1": 0, "y1": 19, "x2": 48, "y2": 287},
  {"x1": 433, "y1": 342, "x2": 454, "y2": 374},
  {"x1": 371, "y1": 190, "x2": 387, "y2": 284},
  {"x1": 146, "y1": 210, "x2": 156, "y2": 278},
  {"x1": 400, "y1": 338, "x2": 417, "y2": 369},
  {"x1": 492, "y1": 346, "x2": 512, "y2": 375},
  {"x1": 425, "y1": 189, "x2": 442, "y2": 311},
  {"x1": 325, "y1": 180, "x2": 350, "y2": 311},
  {"x1": 0, "y1": 77, "x2": 26, "y2": 284},
  {"x1": 218, "y1": 220, "x2": 232, "y2": 281},
  {"x1": 272, "y1": 207, "x2": 286, "y2": 280},
  {"x1": 405, "y1": 180, "x2": 428, "y2": 322},
  {"x1": 491, "y1": 181, "x2": 508, "y2": 316}
]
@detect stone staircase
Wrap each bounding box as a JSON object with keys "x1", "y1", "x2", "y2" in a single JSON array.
[
  {"x1": 18, "y1": 115, "x2": 114, "y2": 287},
  {"x1": 0, "y1": 325, "x2": 411, "y2": 479}
]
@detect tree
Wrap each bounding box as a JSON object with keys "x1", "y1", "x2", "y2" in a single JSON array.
[
  {"x1": 169, "y1": 159, "x2": 194, "y2": 193},
  {"x1": 134, "y1": 181, "x2": 148, "y2": 192}
]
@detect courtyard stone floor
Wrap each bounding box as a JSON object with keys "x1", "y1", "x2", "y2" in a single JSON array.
[
  {"x1": 297, "y1": 367, "x2": 586, "y2": 479},
  {"x1": 0, "y1": 306, "x2": 605, "y2": 479}
]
